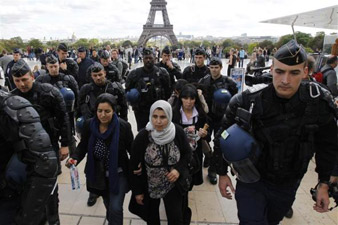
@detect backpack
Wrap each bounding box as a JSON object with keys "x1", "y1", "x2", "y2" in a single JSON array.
[{"x1": 312, "y1": 67, "x2": 333, "y2": 83}]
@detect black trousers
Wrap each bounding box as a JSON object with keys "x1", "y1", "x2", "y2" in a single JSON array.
[
  {"x1": 235, "y1": 180, "x2": 299, "y2": 225},
  {"x1": 147, "y1": 187, "x2": 184, "y2": 225},
  {"x1": 134, "y1": 110, "x2": 150, "y2": 131}
]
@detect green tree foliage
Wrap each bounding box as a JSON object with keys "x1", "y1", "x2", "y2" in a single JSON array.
[
  {"x1": 121, "y1": 40, "x2": 133, "y2": 47},
  {"x1": 258, "y1": 40, "x2": 274, "y2": 50},
  {"x1": 221, "y1": 39, "x2": 234, "y2": 49},
  {"x1": 46, "y1": 40, "x2": 60, "y2": 50},
  {"x1": 276, "y1": 32, "x2": 312, "y2": 48},
  {"x1": 88, "y1": 38, "x2": 99, "y2": 48},
  {"x1": 248, "y1": 42, "x2": 258, "y2": 54},
  {"x1": 307, "y1": 32, "x2": 324, "y2": 51},
  {"x1": 27, "y1": 39, "x2": 44, "y2": 49},
  {"x1": 73, "y1": 38, "x2": 90, "y2": 49}
]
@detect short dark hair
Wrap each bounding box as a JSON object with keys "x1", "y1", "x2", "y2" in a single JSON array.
[
  {"x1": 57, "y1": 43, "x2": 68, "y2": 52},
  {"x1": 95, "y1": 93, "x2": 117, "y2": 112},
  {"x1": 327, "y1": 55, "x2": 338, "y2": 64},
  {"x1": 209, "y1": 57, "x2": 222, "y2": 67}
]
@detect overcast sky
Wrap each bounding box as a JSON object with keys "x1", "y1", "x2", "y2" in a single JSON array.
[{"x1": 0, "y1": 0, "x2": 336, "y2": 40}]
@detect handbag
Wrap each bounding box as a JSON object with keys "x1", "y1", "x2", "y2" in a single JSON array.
[{"x1": 128, "y1": 193, "x2": 150, "y2": 222}]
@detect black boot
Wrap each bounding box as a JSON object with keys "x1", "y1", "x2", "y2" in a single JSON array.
[
  {"x1": 285, "y1": 208, "x2": 293, "y2": 218},
  {"x1": 87, "y1": 192, "x2": 99, "y2": 207}
]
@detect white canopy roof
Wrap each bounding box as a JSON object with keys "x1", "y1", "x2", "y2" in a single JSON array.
[{"x1": 261, "y1": 5, "x2": 338, "y2": 30}]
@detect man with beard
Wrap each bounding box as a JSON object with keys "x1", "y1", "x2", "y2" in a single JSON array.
[{"x1": 126, "y1": 48, "x2": 171, "y2": 130}]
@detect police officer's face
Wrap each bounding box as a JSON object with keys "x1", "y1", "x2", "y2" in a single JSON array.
[
  {"x1": 151, "y1": 109, "x2": 168, "y2": 132},
  {"x1": 209, "y1": 65, "x2": 222, "y2": 79},
  {"x1": 47, "y1": 63, "x2": 60, "y2": 76},
  {"x1": 195, "y1": 54, "x2": 205, "y2": 67},
  {"x1": 100, "y1": 58, "x2": 110, "y2": 67},
  {"x1": 97, "y1": 102, "x2": 114, "y2": 125},
  {"x1": 57, "y1": 50, "x2": 68, "y2": 61},
  {"x1": 143, "y1": 54, "x2": 155, "y2": 69},
  {"x1": 181, "y1": 97, "x2": 196, "y2": 111},
  {"x1": 161, "y1": 53, "x2": 170, "y2": 63},
  {"x1": 13, "y1": 73, "x2": 34, "y2": 93},
  {"x1": 91, "y1": 70, "x2": 106, "y2": 86},
  {"x1": 13, "y1": 53, "x2": 21, "y2": 62},
  {"x1": 271, "y1": 59, "x2": 308, "y2": 99}
]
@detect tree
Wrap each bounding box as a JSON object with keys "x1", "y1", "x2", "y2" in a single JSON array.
[
  {"x1": 121, "y1": 40, "x2": 133, "y2": 47},
  {"x1": 102, "y1": 41, "x2": 112, "y2": 48},
  {"x1": 258, "y1": 40, "x2": 274, "y2": 50},
  {"x1": 74, "y1": 38, "x2": 90, "y2": 49},
  {"x1": 248, "y1": 42, "x2": 258, "y2": 54},
  {"x1": 222, "y1": 39, "x2": 234, "y2": 49},
  {"x1": 276, "y1": 32, "x2": 312, "y2": 48},
  {"x1": 307, "y1": 32, "x2": 324, "y2": 51},
  {"x1": 27, "y1": 39, "x2": 43, "y2": 49},
  {"x1": 88, "y1": 38, "x2": 99, "y2": 48},
  {"x1": 46, "y1": 40, "x2": 60, "y2": 50}
]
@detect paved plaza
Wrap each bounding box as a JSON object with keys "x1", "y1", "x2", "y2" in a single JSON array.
[{"x1": 1, "y1": 58, "x2": 337, "y2": 224}]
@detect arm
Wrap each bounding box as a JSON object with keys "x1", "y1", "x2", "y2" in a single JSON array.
[
  {"x1": 78, "y1": 85, "x2": 92, "y2": 119},
  {"x1": 325, "y1": 71, "x2": 338, "y2": 97}
]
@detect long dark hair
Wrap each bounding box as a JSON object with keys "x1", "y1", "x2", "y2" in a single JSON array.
[{"x1": 172, "y1": 84, "x2": 207, "y2": 123}]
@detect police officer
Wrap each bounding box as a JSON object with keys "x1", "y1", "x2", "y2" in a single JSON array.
[
  {"x1": 76, "y1": 46, "x2": 94, "y2": 88},
  {"x1": 214, "y1": 40, "x2": 338, "y2": 224},
  {"x1": 0, "y1": 88, "x2": 58, "y2": 225},
  {"x1": 36, "y1": 54, "x2": 79, "y2": 153},
  {"x1": 198, "y1": 58, "x2": 238, "y2": 185},
  {"x1": 99, "y1": 50, "x2": 121, "y2": 83},
  {"x1": 4, "y1": 48, "x2": 21, "y2": 90},
  {"x1": 182, "y1": 48, "x2": 209, "y2": 83},
  {"x1": 11, "y1": 59, "x2": 71, "y2": 225},
  {"x1": 156, "y1": 46, "x2": 182, "y2": 90},
  {"x1": 79, "y1": 62, "x2": 127, "y2": 121},
  {"x1": 78, "y1": 62, "x2": 127, "y2": 207},
  {"x1": 56, "y1": 43, "x2": 79, "y2": 79},
  {"x1": 125, "y1": 48, "x2": 171, "y2": 131}
]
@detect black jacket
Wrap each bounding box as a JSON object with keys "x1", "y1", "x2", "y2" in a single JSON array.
[
  {"x1": 182, "y1": 65, "x2": 209, "y2": 84},
  {"x1": 214, "y1": 82, "x2": 338, "y2": 185},
  {"x1": 129, "y1": 124, "x2": 192, "y2": 195},
  {"x1": 71, "y1": 118, "x2": 133, "y2": 193}
]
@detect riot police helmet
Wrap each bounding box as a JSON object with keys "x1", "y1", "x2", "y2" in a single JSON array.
[
  {"x1": 126, "y1": 88, "x2": 140, "y2": 104},
  {"x1": 60, "y1": 87, "x2": 75, "y2": 112},
  {"x1": 213, "y1": 89, "x2": 232, "y2": 104}
]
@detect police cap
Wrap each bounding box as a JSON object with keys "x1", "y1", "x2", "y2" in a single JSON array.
[
  {"x1": 162, "y1": 46, "x2": 171, "y2": 55},
  {"x1": 89, "y1": 62, "x2": 104, "y2": 73},
  {"x1": 13, "y1": 48, "x2": 21, "y2": 54},
  {"x1": 274, "y1": 39, "x2": 307, "y2": 65},
  {"x1": 57, "y1": 43, "x2": 68, "y2": 52},
  {"x1": 11, "y1": 59, "x2": 31, "y2": 77},
  {"x1": 195, "y1": 48, "x2": 206, "y2": 56},
  {"x1": 143, "y1": 48, "x2": 154, "y2": 56},
  {"x1": 100, "y1": 50, "x2": 110, "y2": 59},
  {"x1": 78, "y1": 46, "x2": 86, "y2": 52},
  {"x1": 46, "y1": 54, "x2": 59, "y2": 64},
  {"x1": 209, "y1": 57, "x2": 222, "y2": 66}
]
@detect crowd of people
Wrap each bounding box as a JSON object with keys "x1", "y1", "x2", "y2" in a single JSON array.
[{"x1": 0, "y1": 39, "x2": 337, "y2": 225}]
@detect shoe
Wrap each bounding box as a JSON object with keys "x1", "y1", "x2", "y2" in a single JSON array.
[
  {"x1": 285, "y1": 208, "x2": 293, "y2": 218},
  {"x1": 208, "y1": 174, "x2": 217, "y2": 185},
  {"x1": 87, "y1": 194, "x2": 98, "y2": 207}
]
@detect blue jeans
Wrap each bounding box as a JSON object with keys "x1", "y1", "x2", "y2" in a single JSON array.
[
  {"x1": 235, "y1": 180, "x2": 298, "y2": 225},
  {"x1": 102, "y1": 173, "x2": 129, "y2": 225}
]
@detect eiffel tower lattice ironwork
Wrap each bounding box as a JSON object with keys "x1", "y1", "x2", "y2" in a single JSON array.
[{"x1": 137, "y1": 0, "x2": 178, "y2": 47}]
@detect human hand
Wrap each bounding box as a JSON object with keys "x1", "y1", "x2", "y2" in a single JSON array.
[
  {"x1": 133, "y1": 163, "x2": 142, "y2": 176},
  {"x1": 329, "y1": 176, "x2": 338, "y2": 183},
  {"x1": 219, "y1": 175, "x2": 235, "y2": 199},
  {"x1": 197, "y1": 89, "x2": 203, "y2": 96},
  {"x1": 166, "y1": 60, "x2": 174, "y2": 69},
  {"x1": 135, "y1": 194, "x2": 144, "y2": 205},
  {"x1": 76, "y1": 58, "x2": 82, "y2": 64},
  {"x1": 65, "y1": 157, "x2": 77, "y2": 168},
  {"x1": 198, "y1": 128, "x2": 207, "y2": 138},
  {"x1": 60, "y1": 62, "x2": 67, "y2": 70},
  {"x1": 59, "y1": 146, "x2": 69, "y2": 161},
  {"x1": 167, "y1": 169, "x2": 180, "y2": 183},
  {"x1": 313, "y1": 183, "x2": 330, "y2": 213}
]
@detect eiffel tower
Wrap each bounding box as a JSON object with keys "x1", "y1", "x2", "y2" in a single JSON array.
[{"x1": 137, "y1": 0, "x2": 178, "y2": 47}]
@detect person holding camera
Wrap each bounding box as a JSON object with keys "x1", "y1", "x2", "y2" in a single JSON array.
[{"x1": 213, "y1": 40, "x2": 338, "y2": 224}]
